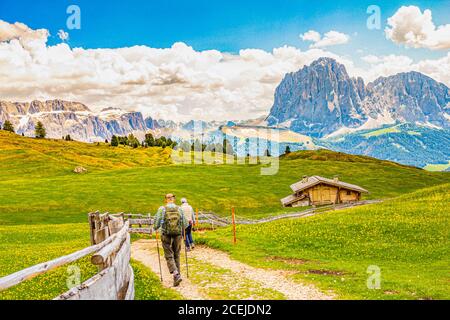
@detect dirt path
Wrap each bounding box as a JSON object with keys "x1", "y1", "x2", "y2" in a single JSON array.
[
  {"x1": 131, "y1": 240, "x2": 333, "y2": 300},
  {"x1": 131, "y1": 240, "x2": 206, "y2": 300}
]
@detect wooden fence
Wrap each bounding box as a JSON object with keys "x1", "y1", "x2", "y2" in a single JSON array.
[{"x1": 0, "y1": 211, "x2": 153, "y2": 300}]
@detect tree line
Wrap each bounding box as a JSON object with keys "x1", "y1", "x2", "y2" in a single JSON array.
[
  {"x1": 2, "y1": 120, "x2": 293, "y2": 155},
  {"x1": 110, "y1": 133, "x2": 177, "y2": 149},
  {"x1": 1, "y1": 120, "x2": 46, "y2": 138}
]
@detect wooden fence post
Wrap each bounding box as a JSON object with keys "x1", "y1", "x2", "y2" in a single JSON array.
[
  {"x1": 195, "y1": 208, "x2": 199, "y2": 228},
  {"x1": 232, "y1": 207, "x2": 237, "y2": 244}
]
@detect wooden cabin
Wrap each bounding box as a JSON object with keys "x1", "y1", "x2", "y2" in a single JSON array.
[{"x1": 281, "y1": 175, "x2": 368, "y2": 207}]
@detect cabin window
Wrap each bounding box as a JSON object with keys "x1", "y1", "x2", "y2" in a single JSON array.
[{"x1": 346, "y1": 191, "x2": 351, "y2": 195}]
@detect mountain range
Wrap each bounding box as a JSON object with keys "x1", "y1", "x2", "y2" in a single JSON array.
[
  {"x1": 267, "y1": 57, "x2": 449, "y2": 137},
  {"x1": 0, "y1": 58, "x2": 449, "y2": 170}
]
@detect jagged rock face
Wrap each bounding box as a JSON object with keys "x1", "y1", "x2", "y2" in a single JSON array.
[
  {"x1": 268, "y1": 57, "x2": 367, "y2": 137},
  {"x1": 364, "y1": 71, "x2": 450, "y2": 127},
  {"x1": 0, "y1": 100, "x2": 148, "y2": 142},
  {"x1": 268, "y1": 58, "x2": 450, "y2": 137}
]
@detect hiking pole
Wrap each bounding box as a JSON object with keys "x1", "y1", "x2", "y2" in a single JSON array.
[
  {"x1": 183, "y1": 227, "x2": 189, "y2": 278},
  {"x1": 155, "y1": 230, "x2": 163, "y2": 282}
]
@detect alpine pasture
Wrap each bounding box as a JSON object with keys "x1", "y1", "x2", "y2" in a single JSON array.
[{"x1": 0, "y1": 131, "x2": 449, "y2": 299}]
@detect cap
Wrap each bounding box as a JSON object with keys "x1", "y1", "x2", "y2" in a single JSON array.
[{"x1": 165, "y1": 193, "x2": 176, "y2": 199}]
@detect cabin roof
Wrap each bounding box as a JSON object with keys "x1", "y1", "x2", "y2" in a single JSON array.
[
  {"x1": 290, "y1": 176, "x2": 368, "y2": 194},
  {"x1": 280, "y1": 194, "x2": 307, "y2": 206}
]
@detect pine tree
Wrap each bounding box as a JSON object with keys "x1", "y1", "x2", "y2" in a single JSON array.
[
  {"x1": 35, "y1": 121, "x2": 46, "y2": 138},
  {"x1": 111, "y1": 135, "x2": 119, "y2": 147},
  {"x1": 2, "y1": 120, "x2": 15, "y2": 133},
  {"x1": 285, "y1": 145, "x2": 291, "y2": 154},
  {"x1": 145, "y1": 133, "x2": 155, "y2": 147}
]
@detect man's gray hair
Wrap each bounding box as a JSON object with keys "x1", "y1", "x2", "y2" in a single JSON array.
[{"x1": 181, "y1": 198, "x2": 188, "y2": 204}]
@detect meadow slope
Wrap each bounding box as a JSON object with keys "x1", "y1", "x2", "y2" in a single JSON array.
[
  {"x1": 198, "y1": 183, "x2": 450, "y2": 299},
  {"x1": 0, "y1": 131, "x2": 449, "y2": 299}
]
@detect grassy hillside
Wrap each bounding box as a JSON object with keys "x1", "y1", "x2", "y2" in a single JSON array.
[
  {"x1": 198, "y1": 183, "x2": 450, "y2": 299},
  {"x1": 1, "y1": 131, "x2": 448, "y2": 226},
  {"x1": 0, "y1": 131, "x2": 448, "y2": 299}
]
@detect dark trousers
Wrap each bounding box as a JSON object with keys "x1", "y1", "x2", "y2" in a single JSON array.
[
  {"x1": 185, "y1": 225, "x2": 194, "y2": 248},
  {"x1": 161, "y1": 234, "x2": 182, "y2": 274}
]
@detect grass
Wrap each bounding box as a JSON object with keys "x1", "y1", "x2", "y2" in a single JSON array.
[
  {"x1": 187, "y1": 257, "x2": 285, "y2": 300},
  {"x1": 132, "y1": 260, "x2": 182, "y2": 300},
  {"x1": 197, "y1": 183, "x2": 450, "y2": 300},
  {"x1": 362, "y1": 125, "x2": 401, "y2": 138},
  {"x1": 424, "y1": 161, "x2": 450, "y2": 172},
  {"x1": 0, "y1": 131, "x2": 449, "y2": 299},
  {"x1": 0, "y1": 222, "x2": 97, "y2": 300},
  {"x1": 1, "y1": 132, "x2": 448, "y2": 225}
]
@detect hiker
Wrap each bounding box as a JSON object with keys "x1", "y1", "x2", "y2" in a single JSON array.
[
  {"x1": 181, "y1": 198, "x2": 195, "y2": 250},
  {"x1": 154, "y1": 193, "x2": 188, "y2": 287}
]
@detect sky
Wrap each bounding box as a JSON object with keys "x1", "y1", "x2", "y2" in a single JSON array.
[{"x1": 0, "y1": 0, "x2": 449, "y2": 121}]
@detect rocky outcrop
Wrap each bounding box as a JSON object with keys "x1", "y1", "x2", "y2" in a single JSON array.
[
  {"x1": 0, "y1": 100, "x2": 148, "y2": 142},
  {"x1": 268, "y1": 58, "x2": 450, "y2": 137},
  {"x1": 363, "y1": 71, "x2": 450, "y2": 128},
  {"x1": 267, "y1": 58, "x2": 367, "y2": 137}
]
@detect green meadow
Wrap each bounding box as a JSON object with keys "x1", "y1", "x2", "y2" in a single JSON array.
[
  {"x1": 198, "y1": 183, "x2": 450, "y2": 299},
  {"x1": 0, "y1": 131, "x2": 449, "y2": 299}
]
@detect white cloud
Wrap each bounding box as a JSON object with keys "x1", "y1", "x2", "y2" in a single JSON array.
[
  {"x1": 0, "y1": 20, "x2": 48, "y2": 44},
  {"x1": 0, "y1": 20, "x2": 448, "y2": 122},
  {"x1": 300, "y1": 30, "x2": 321, "y2": 43},
  {"x1": 300, "y1": 30, "x2": 350, "y2": 48},
  {"x1": 361, "y1": 53, "x2": 450, "y2": 86},
  {"x1": 57, "y1": 30, "x2": 69, "y2": 41},
  {"x1": 385, "y1": 6, "x2": 450, "y2": 50}
]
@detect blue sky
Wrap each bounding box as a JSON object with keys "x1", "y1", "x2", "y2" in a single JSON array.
[
  {"x1": 0, "y1": 1, "x2": 449, "y2": 120},
  {"x1": 0, "y1": 0, "x2": 448, "y2": 61}
]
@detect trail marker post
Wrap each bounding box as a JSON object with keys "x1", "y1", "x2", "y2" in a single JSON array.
[
  {"x1": 232, "y1": 207, "x2": 237, "y2": 244},
  {"x1": 195, "y1": 208, "x2": 199, "y2": 229}
]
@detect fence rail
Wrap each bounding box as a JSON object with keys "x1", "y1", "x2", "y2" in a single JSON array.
[{"x1": 0, "y1": 211, "x2": 153, "y2": 300}]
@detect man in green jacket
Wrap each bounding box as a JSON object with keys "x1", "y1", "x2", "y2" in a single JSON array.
[{"x1": 154, "y1": 193, "x2": 188, "y2": 287}]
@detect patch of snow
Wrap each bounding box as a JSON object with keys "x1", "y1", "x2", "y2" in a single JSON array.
[
  {"x1": 325, "y1": 109, "x2": 396, "y2": 138},
  {"x1": 278, "y1": 120, "x2": 292, "y2": 128},
  {"x1": 17, "y1": 115, "x2": 30, "y2": 128},
  {"x1": 416, "y1": 121, "x2": 442, "y2": 130},
  {"x1": 97, "y1": 108, "x2": 126, "y2": 120},
  {"x1": 392, "y1": 143, "x2": 408, "y2": 152}
]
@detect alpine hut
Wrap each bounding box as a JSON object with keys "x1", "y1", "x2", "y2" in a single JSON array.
[{"x1": 281, "y1": 175, "x2": 368, "y2": 207}]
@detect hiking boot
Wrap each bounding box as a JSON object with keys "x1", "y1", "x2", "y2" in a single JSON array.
[{"x1": 173, "y1": 273, "x2": 182, "y2": 287}]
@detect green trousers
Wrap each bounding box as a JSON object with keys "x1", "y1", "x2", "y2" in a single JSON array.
[{"x1": 161, "y1": 234, "x2": 182, "y2": 274}]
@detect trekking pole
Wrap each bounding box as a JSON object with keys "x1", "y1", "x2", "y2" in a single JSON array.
[
  {"x1": 155, "y1": 230, "x2": 163, "y2": 282},
  {"x1": 183, "y1": 227, "x2": 189, "y2": 278}
]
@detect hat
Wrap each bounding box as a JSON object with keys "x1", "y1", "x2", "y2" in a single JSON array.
[
  {"x1": 165, "y1": 193, "x2": 176, "y2": 199},
  {"x1": 181, "y1": 198, "x2": 188, "y2": 204}
]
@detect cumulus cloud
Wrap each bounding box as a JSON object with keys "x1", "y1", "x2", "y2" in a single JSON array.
[
  {"x1": 0, "y1": 20, "x2": 48, "y2": 44},
  {"x1": 300, "y1": 30, "x2": 350, "y2": 48},
  {"x1": 385, "y1": 6, "x2": 450, "y2": 50},
  {"x1": 0, "y1": 20, "x2": 448, "y2": 122},
  {"x1": 57, "y1": 29, "x2": 69, "y2": 41},
  {"x1": 361, "y1": 53, "x2": 450, "y2": 86}
]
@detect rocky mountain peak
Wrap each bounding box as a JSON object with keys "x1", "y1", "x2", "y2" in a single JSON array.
[
  {"x1": 268, "y1": 58, "x2": 450, "y2": 137},
  {"x1": 267, "y1": 57, "x2": 366, "y2": 137}
]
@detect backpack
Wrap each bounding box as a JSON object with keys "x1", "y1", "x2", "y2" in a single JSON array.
[{"x1": 163, "y1": 205, "x2": 182, "y2": 236}]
